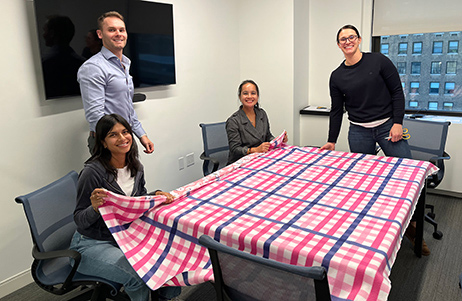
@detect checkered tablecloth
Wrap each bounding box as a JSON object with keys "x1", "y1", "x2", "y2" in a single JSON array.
[{"x1": 100, "y1": 136, "x2": 437, "y2": 301}]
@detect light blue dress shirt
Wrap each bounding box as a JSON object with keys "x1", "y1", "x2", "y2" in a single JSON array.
[{"x1": 77, "y1": 46, "x2": 146, "y2": 138}]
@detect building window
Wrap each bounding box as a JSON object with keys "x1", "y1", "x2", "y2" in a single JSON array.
[
  {"x1": 397, "y1": 62, "x2": 406, "y2": 74},
  {"x1": 409, "y1": 101, "x2": 419, "y2": 108},
  {"x1": 443, "y1": 102, "x2": 454, "y2": 110},
  {"x1": 448, "y1": 41, "x2": 459, "y2": 54},
  {"x1": 429, "y1": 82, "x2": 440, "y2": 94},
  {"x1": 410, "y1": 82, "x2": 420, "y2": 94},
  {"x1": 444, "y1": 82, "x2": 455, "y2": 94},
  {"x1": 428, "y1": 101, "x2": 439, "y2": 110},
  {"x1": 430, "y1": 61, "x2": 442, "y2": 74},
  {"x1": 411, "y1": 62, "x2": 421, "y2": 74},
  {"x1": 433, "y1": 41, "x2": 443, "y2": 54},
  {"x1": 381, "y1": 44, "x2": 389, "y2": 55},
  {"x1": 446, "y1": 61, "x2": 457, "y2": 74},
  {"x1": 398, "y1": 43, "x2": 408, "y2": 55},
  {"x1": 412, "y1": 42, "x2": 422, "y2": 54}
]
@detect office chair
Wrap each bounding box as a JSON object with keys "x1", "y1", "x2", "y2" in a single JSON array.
[
  {"x1": 199, "y1": 122, "x2": 229, "y2": 176},
  {"x1": 403, "y1": 117, "x2": 451, "y2": 240},
  {"x1": 15, "y1": 171, "x2": 127, "y2": 301},
  {"x1": 198, "y1": 235, "x2": 331, "y2": 301}
]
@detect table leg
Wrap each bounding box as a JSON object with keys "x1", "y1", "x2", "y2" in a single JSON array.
[{"x1": 414, "y1": 185, "x2": 426, "y2": 258}]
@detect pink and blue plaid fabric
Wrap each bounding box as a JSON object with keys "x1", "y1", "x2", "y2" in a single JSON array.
[{"x1": 99, "y1": 133, "x2": 437, "y2": 301}]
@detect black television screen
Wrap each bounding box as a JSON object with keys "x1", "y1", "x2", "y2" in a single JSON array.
[{"x1": 33, "y1": 0, "x2": 175, "y2": 99}]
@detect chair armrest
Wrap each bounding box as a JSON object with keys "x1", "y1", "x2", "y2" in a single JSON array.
[
  {"x1": 200, "y1": 152, "x2": 220, "y2": 173},
  {"x1": 32, "y1": 245, "x2": 82, "y2": 290}
]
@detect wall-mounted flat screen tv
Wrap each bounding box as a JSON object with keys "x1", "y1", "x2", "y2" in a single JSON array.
[{"x1": 33, "y1": 0, "x2": 175, "y2": 100}]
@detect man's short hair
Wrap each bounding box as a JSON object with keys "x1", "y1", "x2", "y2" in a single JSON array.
[{"x1": 97, "y1": 11, "x2": 124, "y2": 30}]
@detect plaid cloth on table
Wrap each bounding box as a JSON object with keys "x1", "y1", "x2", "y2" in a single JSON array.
[{"x1": 99, "y1": 132, "x2": 437, "y2": 301}]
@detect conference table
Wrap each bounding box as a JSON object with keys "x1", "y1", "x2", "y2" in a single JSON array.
[{"x1": 100, "y1": 141, "x2": 438, "y2": 301}]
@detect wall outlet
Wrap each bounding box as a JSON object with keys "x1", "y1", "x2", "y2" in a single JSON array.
[
  {"x1": 186, "y1": 153, "x2": 195, "y2": 167},
  {"x1": 178, "y1": 157, "x2": 184, "y2": 170}
]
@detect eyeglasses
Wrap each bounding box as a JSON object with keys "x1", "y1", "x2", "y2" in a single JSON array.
[{"x1": 338, "y1": 35, "x2": 358, "y2": 44}]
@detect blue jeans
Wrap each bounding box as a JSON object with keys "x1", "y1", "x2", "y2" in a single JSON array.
[
  {"x1": 348, "y1": 118, "x2": 412, "y2": 158},
  {"x1": 70, "y1": 231, "x2": 181, "y2": 301}
]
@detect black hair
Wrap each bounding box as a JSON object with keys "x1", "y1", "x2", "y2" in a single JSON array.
[
  {"x1": 336, "y1": 24, "x2": 361, "y2": 43},
  {"x1": 87, "y1": 114, "x2": 141, "y2": 179},
  {"x1": 238, "y1": 79, "x2": 260, "y2": 108}
]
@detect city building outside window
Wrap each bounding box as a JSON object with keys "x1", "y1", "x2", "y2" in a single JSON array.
[
  {"x1": 429, "y1": 82, "x2": 440, "y2": 94},
  {"x1": 413, "y1": 42, "x2": 422, "y2": 54},
  {"x1": 444, "y1": 82, "x2": 455, "y2": 94},
  {"x1": 381, "y1": 43, "x2": 389, "y2": 55},
  {"x1": 448, "y1": 41, "x2": 459, "y2": 54},
  {"x1": 411, "y1": 62, "x2": 421, "y2": 74},
  {"x1": 443, "y1": 102, "x2": 454, "y2": 110},
  {"x1": 375, "y1": 31, "x2": 461, "y2": 115},
  {"x1": 428, "y1": 101, "x2": 439, "y2": 110},
  {"x1": 446, "y1": 61, "x2": 457, "y2": 74},
  {"x1": 430, "y1": 61, "x2": 442, "y2": 74},
  {"x1": 397, "y1": 62, "x2": 406, "y2": 74},
  {"x1": 398, "y1": 42, "x2": 408, "y2": 55},
  {"x1": 433, "y1": 41, "x2": 443, "y2": 54},
  {"x1": 409, "y1": 101, "x2": 419, "y2": 108}
]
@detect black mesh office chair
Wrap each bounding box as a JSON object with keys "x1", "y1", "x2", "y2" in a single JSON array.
[
  {"x1": 403, "y1": 117, "x2": 451, "y2": 240},
  {"x1": 199, "y1": 122, "x2": 229, "y2": 176},
  {"x1": 15, "y1": 171, "x2": 127, "y2": 301},
  {"x1": 199, "y1": 235, "x2": 331, "y2": 301}
]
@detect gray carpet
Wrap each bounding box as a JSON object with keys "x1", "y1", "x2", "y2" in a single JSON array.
[{"x1": 3, "y1": 194, "x2": 461, "y2": 301}]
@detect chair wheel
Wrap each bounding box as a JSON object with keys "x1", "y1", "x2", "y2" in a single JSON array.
[
  {"x1": 433, "y1": 230, "x2": 443, "y2": 240},
  {"x1": 427, "y1": 212, "x2": 436, "y2": 219}
]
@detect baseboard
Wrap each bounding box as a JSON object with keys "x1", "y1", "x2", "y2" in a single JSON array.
[
  {"x1": 0, "y1": 269, "x2": 33, "y2": 298},
  {"x1": 428, "y1": 188, "x2": 462, "y2": 199}
]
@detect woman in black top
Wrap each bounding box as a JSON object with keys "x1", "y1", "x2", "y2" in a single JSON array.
[
  {"x1": 320, "y1": 24, "x2": 411, "y2": 158},
  {"x1": 71, "y1": 114, "x2": 180, "y2": 300}
]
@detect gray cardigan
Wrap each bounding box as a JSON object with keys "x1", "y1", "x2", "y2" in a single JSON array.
[{"x1": 226, "y1": 106, "x2": 274, "y2": 164}]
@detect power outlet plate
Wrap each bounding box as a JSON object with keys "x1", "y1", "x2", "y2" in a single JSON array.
[{"x1": 186, "y1": 153, "x2": 195, "y2": 167}]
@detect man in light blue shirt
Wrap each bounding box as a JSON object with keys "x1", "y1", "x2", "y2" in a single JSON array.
[{"x1": 78, "y1": 11, "x2": 154, "y2": 154}]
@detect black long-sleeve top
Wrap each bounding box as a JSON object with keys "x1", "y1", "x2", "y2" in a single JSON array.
[{"x1": 328, "y1": 52, "x2": 405, "y2": 143}]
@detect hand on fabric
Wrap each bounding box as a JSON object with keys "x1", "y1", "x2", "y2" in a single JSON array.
[
  {"x1": 155, "y1": 191, "x2": 175, "y2": 204},
  {"x1": 283, "y1": 132, "x2": 288, "y2": 143},
  {"x1": 320, "y1": 142, "x2": 336, "y2": 151},
  {"x1": 91, "y1": 188, "x2": 107, "y2": 213},
  {"x1": 256, "y1": 142, "x2": 271, "y2": 153},
  {"x1": 140, "y1": 135, "x2": 154, "y2": 154},
  {"x1": 388, "y1": 123, "x2": 403, "y2": 142}
]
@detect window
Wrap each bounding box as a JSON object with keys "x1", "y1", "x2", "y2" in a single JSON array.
[
  {"x1": 409, "y1": 101, "x2": 419, "y2": 108},
  {"x1": 412, "y1": 42, "x2": 422, "y2": 54},
  {"x1": 429, "y1": 82, "x2": 440, "y2": 94},
  {"x1": 428, "y1": 101, "x2": 439, "y2": 110},
  {"x1": 411, "y1": 62, "x2": 421, "y2": 74},
  {"x1": 381, "y1": 44, "x2": 389, "y2": 55},
  {"x1": 398, "y1": 43, "x2": 408, "y2": 55},
  {"x1": 443, "y1": 102, "x2": 454, "y2": 110},
  {"x1": 410, "y1": 82, "x2": 419, "y2": 93},
  {"x1": 446, "y1": 61, "x2": 457, "y2": 74},
  {"x1": 430, "y1": 62, "x2": 442, "y2": 74},
  {"x1": 448, "y1": 41, "x2": 459, "y2": 54},
  {"x1": 397, "y1": 62, "x2": 406, "y2": 74},
  {"x1": 433, "y1": 41, "x2": 443, "y2": 54},
  {"x1": 374, "y1": 30, "x2": 462, "y2": 115},
  {"x1": 444, "y1": 82, "x2": 455, "y2": 94}
]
